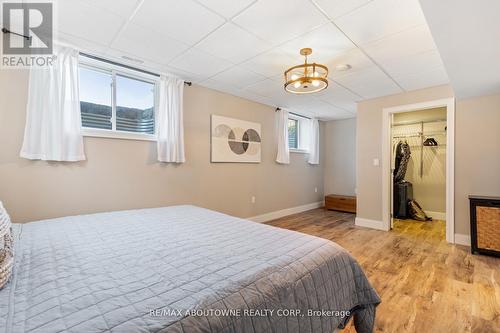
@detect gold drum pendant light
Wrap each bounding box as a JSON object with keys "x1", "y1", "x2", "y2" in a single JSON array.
[{"x1": 284, "y1": 48, "x2": 328, "y2": 94}]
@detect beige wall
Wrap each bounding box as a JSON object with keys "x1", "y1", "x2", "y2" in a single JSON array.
[
  {"x1": 357, "y1": 84, "x2": 500, "y2": 236},
  {"x1": 0, "y1": 69, "x2": 324, "y2": 223},
  {"x1": 323, "y1": 118, "x2": 356, "y2": 196},
  {"x1": 455, "y1": 93, "x2": 500, "y2": 234},
  {"x1": 393, "y1": 108, "x2": 447, "y2": 214}
]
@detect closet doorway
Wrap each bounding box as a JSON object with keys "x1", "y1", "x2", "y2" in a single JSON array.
[{"x1": 381, "y1": 98, "x2": 455, "y2": 243}]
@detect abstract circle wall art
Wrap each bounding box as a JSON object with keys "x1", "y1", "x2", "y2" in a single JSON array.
[{"x1": 211, "y1": 115, "x2": 261, "y2": 163}]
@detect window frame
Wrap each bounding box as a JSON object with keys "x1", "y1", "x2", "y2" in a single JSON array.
[
  {"x1": 288, "y1": 114, "x2": 309, "y2": 153},
  {"x1": 288, "y1": 117, "x2": 299, "y2": 150},
  {"x1": 79, "y1": 55, "x2": 160, "y2": 141}
]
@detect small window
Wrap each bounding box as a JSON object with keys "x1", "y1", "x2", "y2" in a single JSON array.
[
  {"x1": 288, "y1": 115, "x2": 311, "y2": 152},
  {"x1": 288, "y1": 118, "x2": 298, "y2": 149},
  {"x1": 116, "y1": 75, "x2": 155, "y2": 134},
  {"x1": 79, "y1": 55, "x2": 158, "y2": 140},
  {"x1": 80, "y1": 67, "x2": 112, "y2": 130}
]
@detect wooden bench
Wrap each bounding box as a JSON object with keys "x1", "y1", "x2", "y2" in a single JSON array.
[{"x1": 325, "y1": 194, "x2": 356, "y2": 213}]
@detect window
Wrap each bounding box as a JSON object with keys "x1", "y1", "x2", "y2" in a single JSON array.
[
  {"x1": 288, "y1": 118, "x2": 298, "y2": 149},
  {"x1": 79, "y1": 55, "x2": 158, "y2": 140},
  {"x1": 288, "y1": 114, "x2": 311, "y2": 152}
]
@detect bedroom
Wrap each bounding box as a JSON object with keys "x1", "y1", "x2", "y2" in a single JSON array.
[{"x1": 0, "y1": 0, "x2": 499, "y2": 332}]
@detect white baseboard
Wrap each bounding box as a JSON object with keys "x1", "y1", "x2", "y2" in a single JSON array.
[
  {"x1": 355, "y1": 217, "x2": 388, "y2": 231},
  {"x1": 248, "y1": 201, "x2": 324, "y2": 223},
  {"x1": 454, "y1": 233, "x2": 471, "y2": 246},
  {"x1": 425, "y1": 211, "x2": 446, "y2": 221}
]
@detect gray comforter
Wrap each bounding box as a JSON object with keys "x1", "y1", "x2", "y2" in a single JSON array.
[{"x1": 0, "y1": 205, "x2": 380, "y2": 333}]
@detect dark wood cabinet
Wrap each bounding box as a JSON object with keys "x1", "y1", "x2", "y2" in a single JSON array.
[{"x1": 469, "y1": 195, "x2": 500, "y2": 257}]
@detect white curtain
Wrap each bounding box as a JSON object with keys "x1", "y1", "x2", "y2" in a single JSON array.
[
  {"x1": 20, "y1": 46, "x2": 85, "y2": 161},
  {"x1": 275, "y1": 108, "x2": 290, "y2": 164},
  {"x1": 157, "y1": 76, "x2": 185, "y2": 163},
  {"x1": 308, "y1": 118, "x2": 320, "y2": 165}
]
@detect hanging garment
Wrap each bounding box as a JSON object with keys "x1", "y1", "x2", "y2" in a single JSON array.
[
  {"x1": 408, "y1": 200, "x2": 432, "y2": 221},
  {"x1": 423, "y1": 138, "x2": 438, "y2": 146},
  {"x1": 393, "y1": 141, "x2": 411, "y2": 182}
]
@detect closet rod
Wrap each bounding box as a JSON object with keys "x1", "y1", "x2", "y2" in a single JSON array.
[
  {"x1": 392, "y1": 130, "x2": 447, "y2": 139},
  {"x1": 392, "y1": 118, "x2": 446, "y2": 127}
]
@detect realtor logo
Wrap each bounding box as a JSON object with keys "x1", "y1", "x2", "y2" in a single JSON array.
[{"x1": 2, "y1": 2, "x2": 53, "y2": 55}]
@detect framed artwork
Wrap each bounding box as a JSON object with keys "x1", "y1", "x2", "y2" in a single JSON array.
[{"x1": 211, "y1": 115, "x2": 261, "y2": 163}]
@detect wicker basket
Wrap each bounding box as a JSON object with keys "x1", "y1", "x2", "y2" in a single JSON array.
[
  {"x1": 0, "y1": 233, "x2": 13, "y2": 289},
  {"x1": 476, "y1": 206, "x2": 500, "y2": 251}
]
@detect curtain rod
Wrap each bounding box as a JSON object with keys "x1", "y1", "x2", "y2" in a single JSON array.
[
  {"x1": 275, "y1": 108, "x2": 311, "y2": 120},
  {"x1": 80, "y1": 52, "x2": 192, "y2": 86}
]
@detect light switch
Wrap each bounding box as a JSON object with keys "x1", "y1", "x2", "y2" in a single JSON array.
[{"x1": 373, "y1": 158, "x2": 380, "y2": 166}]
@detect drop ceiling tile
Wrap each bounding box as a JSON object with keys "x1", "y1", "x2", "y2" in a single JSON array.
[
  {"x1": 103, "y1": 48, "x2": 167, "y2": 74},
  {"x1": 56, "y1": 32, "x2": 109, "y2": 54},
  {"x1": 169, "y1": 48, "x2": 232, "y2": 78},
  {"x1": 294, "y1": 98, "x2": 351, "y2": 119},
  {"x1": 316, "y1": 108, "x2": 356, "y2": 120},
  {"x1": 196, "y1": 23, "x2": 271, "y2": 64},
  {"x1": 313, "y1": 0, "x2": 373, "y2": 19},
  {"x1": 111, "y1": 23, "x2": 190, "y2": 65},
  {"x1": 160, "y1": 65, "x2": 210, "y2": 83},
  {"x1": 334, "y1": 0, "x2": 427, "y2": 45},
  {"x1": 209, "y1": 66, "x2": 266, "y2": 89},
  {"x1": 326, "y1": 48, "x2": 374, "y2": 78},
  {"x1": 245, "y1": 79, "x2": 284, "y2": 98},
  {"x1": 382, "y1": 49, "x2": 446, "y2": 79},
  {"x1": 394, "y1": 66, "x2": 449, "y2": 91},
  {"x1": 334, "y1": 65, "x2": 402, "y2": 99},
  {"x1": 200, "y1": 78, "x2": 244, "y2": 95},
  {"x1": 233, "y1": 91, "x2": 276, "y2": 107},
  {"x1": 132, "y1": 0, "x2": 225, "y2": 45},
  {"x1": 316, "y1": 82, "x2": 360, "y2": 112},
  {"x1": 279, "y1": 23, "x2": 355, "y2": 63},
  {"x1": 79, "y1": 0, "x2": 140, "y2": 18},
  {"x1": 55, "y1": 0, "x2": 125, "y2": 45},
  {"x1": 232, "y1": 0, "x2": 328, "y2": 45},
  {"x1": 197, "y1": 0, "x2": 256, "y2": 18},
  {"x1": 240, "y1": 48, "x2": 297, "y2": 78},
  {"x1": 362, "y1": 25, "x2": 437, "y2": 65}
]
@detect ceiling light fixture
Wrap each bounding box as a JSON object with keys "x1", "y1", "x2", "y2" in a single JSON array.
[{"x1": 284, "y1": 48, "x2": 328, "y2": 94}]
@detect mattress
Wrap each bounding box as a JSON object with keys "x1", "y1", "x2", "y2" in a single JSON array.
[{"x1": 0, "y1": 205, "x2": 380, "y2": 333}]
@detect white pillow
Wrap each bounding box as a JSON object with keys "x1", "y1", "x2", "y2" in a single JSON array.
[{"x1": 0, "y1": 201, "x2": 13, "y2": 289}]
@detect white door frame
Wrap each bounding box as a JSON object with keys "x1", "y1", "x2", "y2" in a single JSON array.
[{"x1": 381, "y1": 98, "x2": 455, "y2": 243}]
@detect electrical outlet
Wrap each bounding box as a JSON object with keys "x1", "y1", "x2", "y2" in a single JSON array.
[
  {"x1": 314, "y1": 187, "x2": 318, "y2": 193},
  {"x1": 251, "y1": 196, "x2": 256, "y2": 204}
]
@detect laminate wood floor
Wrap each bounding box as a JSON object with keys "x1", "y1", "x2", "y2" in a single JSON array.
[{"x1": 266, "y1": 209, "x2": 500, "y2": 333}]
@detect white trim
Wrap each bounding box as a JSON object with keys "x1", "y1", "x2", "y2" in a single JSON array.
[
  {"x1": 82, "y1": 128, "x2": 156, "y2": 141},
  {"x1": 382, "y1": 98, "x2": 455, "y2": 243},
  {"x1": 454, "y1": 234, "x2": 471, "y2": 246},
  {"x1": 248, "y1": 201, "x2": 323, "y2": 223},
  {"x1": 355, "y1": 217, "x2": 387, "y2": 231},
  {"x1": 425, "y1": 211, "x2": 446, "y2": 221}
]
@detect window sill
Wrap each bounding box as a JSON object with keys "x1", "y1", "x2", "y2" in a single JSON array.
[
  {"x1": 290, "y1": 148, "x2": 309, "y2": 154},
  {"x1": 81, "y1": 128, "x2": 156, "y2": 142}
]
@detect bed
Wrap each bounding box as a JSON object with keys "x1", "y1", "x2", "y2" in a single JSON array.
[{"x1": 0, "y1": 205, "x2": 380, "y2": 333}]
